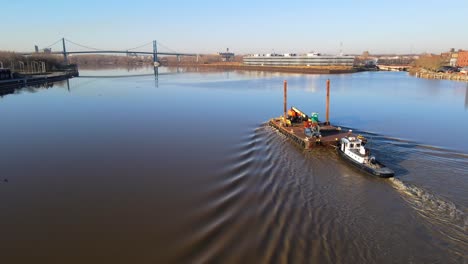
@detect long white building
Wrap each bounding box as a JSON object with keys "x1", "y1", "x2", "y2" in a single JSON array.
[{"x1": 243, "y1": 53, "x2": 355, "y2": 66}]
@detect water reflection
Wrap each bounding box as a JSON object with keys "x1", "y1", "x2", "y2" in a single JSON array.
[
  {"x1": 0, "y1": 81, "x2": 59, "y2": 97},
  {"x1": 0, "y1": 69, "x2": 467, "y2": 264},
  {"x1": 154, "y1": 66, "x2": 159, "y2": 88},
  {"x1": 465, "y1": 83, "x2": 468, "y2": 110},
  {"x1": 2, "y1": 69, "x2": 468, "y2": 115},
  {"x1": 0, "y1": 87, "x2": 14, "y2": 97}
]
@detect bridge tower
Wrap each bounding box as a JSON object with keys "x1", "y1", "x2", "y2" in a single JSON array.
[
  {"x1": 153, "y1": 40, "x2": 159, "y2": 78},
  {"x1": 62, "y1": 38, "x2": 68, "y2": 65},
  {"x1": 153, "y1": 40, "x2": 158, "y2": 65}
]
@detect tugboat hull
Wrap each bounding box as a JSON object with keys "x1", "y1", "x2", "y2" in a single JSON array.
[{"x1": 338, "y1": 149, "x2": 394, "y2": 178}]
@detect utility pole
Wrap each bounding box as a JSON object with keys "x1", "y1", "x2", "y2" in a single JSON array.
[
  {"x1": 62, "y1": 38, "x2": 68, "y2": 65},
  {"x1": 283, "y1": 80, "x2": 287, "y2": 124},
  {"x1": 326, "y1": 79, "x2": 330, "y2": 125}
]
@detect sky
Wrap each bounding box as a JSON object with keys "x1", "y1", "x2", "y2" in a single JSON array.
[{"x1": 1, "y1": 0, "x2": 467, "y2": 55}]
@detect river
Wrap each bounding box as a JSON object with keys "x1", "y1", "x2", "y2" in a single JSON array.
[{"x1": 0, "y1": 67, "x2": 467, "y2": 263}]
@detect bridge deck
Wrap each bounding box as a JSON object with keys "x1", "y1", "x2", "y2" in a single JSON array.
[{"x1": 19, "y1": 51, "x2": 197, "y2": 56}]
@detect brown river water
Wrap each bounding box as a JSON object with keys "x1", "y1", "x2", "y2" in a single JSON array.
[{"x1": 0, "y1": 68, "x2": 467, "y2": 263}]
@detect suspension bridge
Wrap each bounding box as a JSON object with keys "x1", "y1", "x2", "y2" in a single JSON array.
[
  {"x1": 19, "y1": 38, "x2": 199, "y2": 65},
  {"x1": 1, "y1": 38, "x2": 199, "y2": 87}
]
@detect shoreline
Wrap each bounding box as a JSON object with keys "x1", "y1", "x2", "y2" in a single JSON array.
[
  {"x1": 409, "y1": 68, "x2": 468, "y2": 82},
  {"x1": 164, "y1": 63, "x2": 357, "y2": 74}
]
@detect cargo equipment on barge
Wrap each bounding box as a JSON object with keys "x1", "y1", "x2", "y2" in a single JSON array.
[{"x1": 268, "y1": 79, "x2": 394, "y2": 178}]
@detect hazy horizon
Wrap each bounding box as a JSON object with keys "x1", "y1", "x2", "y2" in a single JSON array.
[{"x1": 2, "y1": 0, "x2": 467, "y2": 55}]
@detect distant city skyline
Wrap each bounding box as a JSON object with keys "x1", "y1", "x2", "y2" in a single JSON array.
[{"x1": 2, "y1": 0, "x2": 467, "y2": 55}]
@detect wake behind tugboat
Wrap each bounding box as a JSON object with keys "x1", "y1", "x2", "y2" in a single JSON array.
[{"x1": 265, "y1": 123, "x2": 467, "y2": 262}]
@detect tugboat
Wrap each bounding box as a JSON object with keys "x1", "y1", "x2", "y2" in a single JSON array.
[{"x1": 338, "y1": 135, "x2": 394, "y2": 178}]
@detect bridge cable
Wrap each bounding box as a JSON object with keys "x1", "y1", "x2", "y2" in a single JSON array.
[
  {"x1": 64, "y1": 38, "x2": 104, "y2": 51},
  {"x1": 157, "y1": 41, "x2": 178, "y2": 53},
  {"x1": 126, "y1": 41, "x2": 153, "y2": 51},
  {"x1": 43, "y1": 38, "x2": 63, "y2": 49}
]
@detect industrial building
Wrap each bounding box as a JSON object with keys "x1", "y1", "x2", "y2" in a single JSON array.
[
  {"x1": 456, "y1": 50, "x2": 468, "y2": 67},
  {"x1": 243, "y1": 53, "x2": 355, "y2": 66}
]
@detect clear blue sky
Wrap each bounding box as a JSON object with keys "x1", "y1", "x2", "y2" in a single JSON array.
[{"x1": 2, "y1": 0, "x2": 467, "y2": 55}]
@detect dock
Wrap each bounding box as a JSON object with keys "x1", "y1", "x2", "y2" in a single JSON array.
[{"x1": 0, "y1": 69, "x2": 78, "y2": 90}]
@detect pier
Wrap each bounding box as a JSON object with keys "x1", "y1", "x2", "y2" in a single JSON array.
[
  {"x1": 0, "y1": 70, "x2": 77, "y2": 90},
  {"x1": 377, "y1": 65, "x2": 409, "y2": 71}
]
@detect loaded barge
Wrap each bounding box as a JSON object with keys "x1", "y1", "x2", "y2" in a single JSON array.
[{"x1": 269, "y1": 80, "x2": 394, "y2": 177}]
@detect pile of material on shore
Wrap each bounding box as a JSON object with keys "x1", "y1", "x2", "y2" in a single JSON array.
[{"x1": 410, "y1": 68, "x2": 468, "y2": 82}]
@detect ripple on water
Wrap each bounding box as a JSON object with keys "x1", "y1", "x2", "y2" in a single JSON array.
[
  {"x1": 174, "y1": 125, "x2": 467, "y2": 263},
  {"x1": 389, "y1": 177, "x2": 467, "y2": 258}
]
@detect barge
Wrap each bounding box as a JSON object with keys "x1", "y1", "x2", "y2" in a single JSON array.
[
  {"x1": 268, "y1": 117, "x2": 352, "y2": 149},
  {"x1": 269, "y1": 79, "x2": 394, "y2": 177}
]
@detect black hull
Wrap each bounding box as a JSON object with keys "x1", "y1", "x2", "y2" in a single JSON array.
[{"x1": 338, "y1": 149, "x2": 394, "y2": 178}]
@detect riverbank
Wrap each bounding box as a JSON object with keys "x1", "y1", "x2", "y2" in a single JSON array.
[{"x1": 178, "y1": 62, "x2": 356, "y2": 74}]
